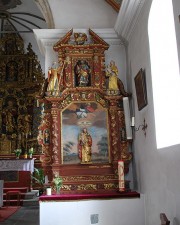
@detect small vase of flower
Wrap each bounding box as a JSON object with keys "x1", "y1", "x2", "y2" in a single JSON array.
[
  {"x1": 28, "y1": 147, "x2": 34, "y2": 158},
  {"x1": 53, "y1": 174, "x2": 63, "y2": 195},
  {"x1": 14, "y1": 149, "x2": 22, "y2": 159}
]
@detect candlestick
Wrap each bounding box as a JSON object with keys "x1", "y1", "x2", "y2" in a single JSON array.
[{"x1": 118, "y1": 160, "x2": 125, "y2": 192}]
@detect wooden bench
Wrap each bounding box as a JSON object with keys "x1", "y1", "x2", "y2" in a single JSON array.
[{"x1": 6, "y1": 191, "x2": 21, "y2": 206}]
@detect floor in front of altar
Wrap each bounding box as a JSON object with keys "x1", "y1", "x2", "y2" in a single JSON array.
[{"x1": 0, "y1": 205, "x2": 39, "y2": 225}]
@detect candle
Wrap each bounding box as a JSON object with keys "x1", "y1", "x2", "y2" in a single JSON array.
[
  {"x1": 37, "y1": 100, "x2": 39, "y2": 107},
  {"x1": 46, "y1": 187, "x2": 52, "y2": 196},
  {"x1": 131, "y1": 117, "x2": 135, "y2": 127},
  {"x1": 118, "y1": 160, "x2": 125, "y2": 192}
]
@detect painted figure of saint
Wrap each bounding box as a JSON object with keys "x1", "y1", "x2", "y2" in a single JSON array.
[
  {"x1": 106, "y1": 60, "x2": 119, "y2": 90},
  {"x1": 78, "y1": 128, "x2": 92, "y2": 163}
]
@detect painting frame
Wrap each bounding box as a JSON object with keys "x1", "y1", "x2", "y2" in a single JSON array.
[{"x1": 134, "y1": 68, "x2": 148, "y2": 111}]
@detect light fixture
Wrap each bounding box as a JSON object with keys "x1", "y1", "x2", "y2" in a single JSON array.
[{"x1": 131, "y1": 117, "x2": 148, "y2": 137}]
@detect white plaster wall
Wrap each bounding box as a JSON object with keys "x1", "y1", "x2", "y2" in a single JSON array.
[
  {"x1": 48, "y1": 0, "x2": 117, "y2": 29},
  {"x1": 173, "y1": 0, "x2": 180, "y2": 66},
  {"x1": 40, "y1": 196, "x2": 145, "y2": 225},
  {"x1": 127, "y1": 0, "x2": 180, "y2": 225}
]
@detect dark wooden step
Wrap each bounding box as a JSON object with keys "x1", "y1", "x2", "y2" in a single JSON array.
[{"x1": 3, "y1": 187, "x2": 29, "y2": 193}]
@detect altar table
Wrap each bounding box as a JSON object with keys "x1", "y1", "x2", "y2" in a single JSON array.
[{"x1": 0, "y1": 159, "x2": 35, "y2": 173}]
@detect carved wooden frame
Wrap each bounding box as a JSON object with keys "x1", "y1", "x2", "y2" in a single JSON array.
[{"x1": 37, "y1": 29, "x2": 132, "y2": 193}]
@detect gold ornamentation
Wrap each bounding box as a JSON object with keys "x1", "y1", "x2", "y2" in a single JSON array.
[
  {"x1": 121, "y1": 142, "x2": 132, "y2": 161},
  {"x1": 95, "y1": 93, "x2": 108, "y2": 108},
  {"x1": 62, "y1": 174, "x2": 116, "y2": 182},
  {"x1": 61, "y1": 185, "x2": 71, "y2": 191},
  {"x1": 74, "y1": 33, "x2": 87, "y2": 45},
  {"x1": 52, "y1": 115, "x2": 59, "y2": 164},
  {"x1": 77, "y1": 184, "x2": 97, "y2": 191},
  {"x1": 104, "y1": 183, "x2": 118, "y2": 189}
]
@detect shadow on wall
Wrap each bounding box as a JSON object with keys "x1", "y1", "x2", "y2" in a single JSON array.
[{"x1": 173, "y1": 218, "x2": 180, "y2": 225}]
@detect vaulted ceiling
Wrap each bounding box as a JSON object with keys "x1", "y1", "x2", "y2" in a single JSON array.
[{"x1": 0, "y1": 0, "x2": 47, "y2": 37}]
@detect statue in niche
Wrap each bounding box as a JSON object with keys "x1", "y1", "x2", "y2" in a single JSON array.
[
  {"x1": 43, "y1": 129, "x2": 50, "y2": 145},
  {"x1": 6, "y1": 61, "x2": 18, "y2": 82},
  {"x1": 78, "y1": 127, "x2": 92, "y2": 163},
  {"x1": 106, "y1": 60, "x2": 119, "y2": 91},
  {"x1": 2, "y1": 99, "x2": 18, "y2": 135},
  {"x1": 74, "y1": 60, "x2": 91, "y2": 87}
]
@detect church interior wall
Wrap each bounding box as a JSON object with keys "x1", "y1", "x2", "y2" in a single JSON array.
[
  {"x1": 48, "y1": 0, "x2": 117, "y2": 29},
  {"x1": 127, "y1": 0, "x2": 180, "y2": 225},
  {"x1": 173, "y1": 0, "x2": 180, "y2": 65}
]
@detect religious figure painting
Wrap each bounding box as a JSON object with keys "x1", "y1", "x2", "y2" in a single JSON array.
[{"x1": 62, "y1": 102, "x2": 110, "y2": 164}]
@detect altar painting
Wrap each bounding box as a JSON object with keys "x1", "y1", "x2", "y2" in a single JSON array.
[{"x1": 62, "y1": 102, "x2": 109, "y2": 164}]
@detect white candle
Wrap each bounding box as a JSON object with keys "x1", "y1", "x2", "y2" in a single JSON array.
[
  {"x1": 46, "y1": 187, "x2": 52, "y2": 196},
  {"x1": 131, "y1": 116, "x2": 135, "y2": 127},
  {"x1": 118, "y1": 160, "x2": 125, "y2": 192}
]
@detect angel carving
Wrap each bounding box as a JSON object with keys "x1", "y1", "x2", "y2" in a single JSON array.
[{"x1": 74, "y1": 33, "x2": 87, "y2": 45}]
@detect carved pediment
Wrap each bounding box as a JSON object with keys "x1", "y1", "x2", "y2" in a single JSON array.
[{"x1": 53, "y1": 28, "x2": 109, "y2": 50}]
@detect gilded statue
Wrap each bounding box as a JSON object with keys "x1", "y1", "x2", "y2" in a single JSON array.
[
  {"x1": 24, "y1": 114, "x2": 32, "y2": 135},
  {"x1": 2, "y1": 100, "x2": 18, "y2": 134},
  {"x1": 47, "y1": 61, "x2": 64, "y2": 92},
  {"x1": 106, "y1": 60, "x2": 119, "y2": 91},
  {"x1": 78, "y1": 128, "x2": 92, "y2": 163}
]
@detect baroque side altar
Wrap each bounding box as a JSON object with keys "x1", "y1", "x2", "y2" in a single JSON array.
[{"x1": 37, "y1": 29, "x2": 132, "y2": 193}]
